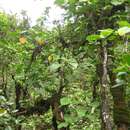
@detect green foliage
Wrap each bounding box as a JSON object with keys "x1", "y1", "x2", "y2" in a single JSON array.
[
  {"x1": 118, "y1": 21, "x2": 130, "y2": 27},
  {"x1": 58, "y1": 122, "x2": 69, "y2": 128},
  {"x1": 60, "y1": 97, "x2": 72, "y2": 106},
  {"x1": 118, "y1": 27, "x2": 130, "y2": 36},
  {"x1": 111, "y1": 0, "x2": 125, "y2": 5},
  {"x1": 55, "y1": 0, "x2": 65, "y2": 5},
  {"x1": 86, "y1": 34, "x2": 100, "y2": 42},
  {"x1": 99, "y1": 29, "x2": 114, "y2": 38},
  {"x1": 1, "y1": 0, "x2": 130, "y2": 129}
]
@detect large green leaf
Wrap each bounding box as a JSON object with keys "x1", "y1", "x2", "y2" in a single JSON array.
[
  {"x1": 112, "y1": 79, "x2": 125, "y2": 88},
  {"x1": 60, "y1": 97, "x2": 72, "y2": 106},
  {"x1": 122, "y1": 54, "x2": 130, "y2": 65},
  {"x1": 76, "y1": 107, "x2": 86, "y2": 117},
  {"x1": 118, "y1": 27, "x2": 130, "y2": 36},
  {"x1": 117, "y1": 71, "x2": 127, "y2": 77},
  {"x1": 86, "y1": 34, "x2": 100, "y2": 42},
  {"x1": 111, "y1": 0, "x2": 125, "y2": 5},
  {"x1": 49, "y1": 62, "x2": 61, "y2": 72},
  {"x1": 100, "y1": 29, "x2": 114, "y2": 38},
  {"x1": 64, "y1": 114, "x2": 77, "y2": 123},
  {"x1": 118, "y1": 21, "x2": 130, "y2": 28}
]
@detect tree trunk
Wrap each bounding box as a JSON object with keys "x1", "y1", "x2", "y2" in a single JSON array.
[
  {"x1": 99, "y1": 45, "x2": 112, "y2": 130},
  {"x1": 51, "y1": 38, "x2": 69, "y2": 130},
  {"x1": 112, "y1": 88, "x2": 129, "y2": 130},
  {"x1": 109, "y1": 70, "x2": 130, "y2": 130},
  {"x1": 108, "y1": 49, "x2": 130, "y2": 130}
]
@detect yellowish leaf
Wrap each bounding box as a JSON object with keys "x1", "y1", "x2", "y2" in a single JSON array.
[
  {"x1": 0, "y1": 108, "x2": 7, "y2": 116},
  {"x1": 48, "y1": 55, "x2": 53, "y2": 62},
  {"x1": 37, "y1": 40, "x2": 45, "y2": 45}
]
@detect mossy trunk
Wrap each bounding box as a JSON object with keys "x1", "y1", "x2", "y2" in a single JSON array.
[
  {"x1": 99, "y1": 46, "x2": 112, "y2": 130},
  {"x1": 108, "y1": 50, "x2": 130, "y2": 130},
  {"x1": 110, "y1": 80, "x2": 130, "y2": 130}
]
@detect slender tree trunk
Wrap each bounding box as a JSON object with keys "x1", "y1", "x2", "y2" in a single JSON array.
[
  {"x1": 99, "y1": 45, "x2": 112, "y2": 130},
  {"x1": 109, "y1": 71, "x2": 130, "y2": 130},
  {"x1": 12, "y1": 76, "x2": 22, "y2": 130},
  {"x1": 15, "y1": 82, "x2": 22, "y2": 130},
  {"x1": 51, "y1": 39, "x2": 69, "y2": 130},
  {"x1": 108, "y1": 49, "x2": 130, "y2": 130}
]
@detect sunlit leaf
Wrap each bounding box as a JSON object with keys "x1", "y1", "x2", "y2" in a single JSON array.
[
  {"x1": 112, "y1": 79, "x2": 125, "y2": 88},
  {"x1": 111, "y1": 0, "x2": 125, "y2": 5},
  {"x1": 117, "y1": 72, "x2": 127, "y2": 77},
  {"x1": 118, "y1": 27, "x2": 130, "y2": 36},
  {"x1": 86, "y1": 34, "x2": 100, "y2": 42},
  {"x1": 118, "y1": 21, "x2": 130, "y2": 28},
  {"x1": 48, "y1": 55, "x2": 53, "y2": 62},
  {"x1": 100, "y1": 29, "x2": 114, "y2": 38},
  {"x1": 0, "y1": 108, "x2": 7, "y2": 116}
]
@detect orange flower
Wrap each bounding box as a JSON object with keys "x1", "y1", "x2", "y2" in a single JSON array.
[{"x1": 19, "y1": 37, "x2": 27, "y2": 44}]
